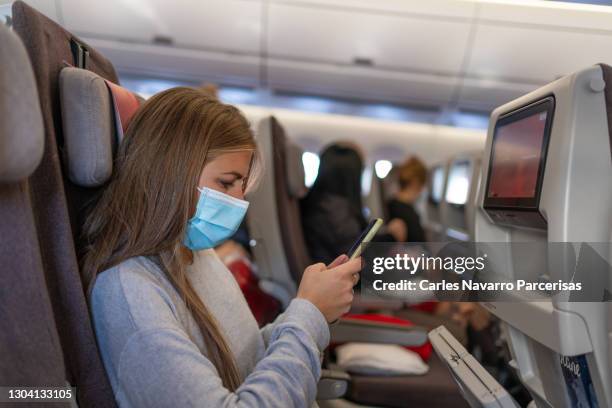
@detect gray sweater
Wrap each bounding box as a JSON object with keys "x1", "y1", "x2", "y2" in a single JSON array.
[{"x1": 90, "y1": 249, "x2": 330, "y2": 407}]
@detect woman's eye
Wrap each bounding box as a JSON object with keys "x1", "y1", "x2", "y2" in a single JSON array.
[{"x1": 219, "y1": 180, "x2": 235, "y2": 189}]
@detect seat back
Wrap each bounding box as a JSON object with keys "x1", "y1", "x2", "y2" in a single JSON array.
[
  {"x1": 440, "y1": 151, "x2": 482, "y2": 242},
  {"x1": 363, "y1": 166, "x2": 386, "y2": 220},
  {"x1": 247, "y1": 116, "x2": 310, "y2": 306},
  {"x1": 424, "y1": 161, "x2": 449, "y2": 241},
  {"x1": 0, "y1": 22, "x2": 67, "y2": 399},
  {"x1": 379, "y1": 164, "x2": 398, "y2": 221},
  {"x1": 12, "y1": 1, "x2": 120, "y2": 405},
  {"x1": 475, "y1": 64, "x2": 612, "y2": 407}
]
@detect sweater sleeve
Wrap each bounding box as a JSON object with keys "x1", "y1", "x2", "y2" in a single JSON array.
[
  {"x1": 259, "y1": 298, "x2": 327, "y2": 349},
  {"x1": 91, "y1": 265, "x2": 329, "y2": 408}
]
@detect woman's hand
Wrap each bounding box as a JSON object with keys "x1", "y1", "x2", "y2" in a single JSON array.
[{"x1": 297, "y1": 256, "x2": 361, "y2": 323}]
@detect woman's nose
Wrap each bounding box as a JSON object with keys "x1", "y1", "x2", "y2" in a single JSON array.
[{"x1": 229, "y1": 186, "x2": 245, "y2": 201}]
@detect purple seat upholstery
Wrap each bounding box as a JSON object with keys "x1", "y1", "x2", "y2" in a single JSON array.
[
  {"x1": 0, "y1": 22, "x2": 67, "y2": 407},
  {"x1": 12, "y1": 2, "x2": 120, "y2": 406}
]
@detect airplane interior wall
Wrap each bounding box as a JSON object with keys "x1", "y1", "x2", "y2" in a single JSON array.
[{"x1": 1, "y1": 1, "x2": 611, "y2": 408}]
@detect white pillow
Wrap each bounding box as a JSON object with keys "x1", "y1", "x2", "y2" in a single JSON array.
[{"x1": 336, "y1": 343, "x2": 429, "y2": 376}]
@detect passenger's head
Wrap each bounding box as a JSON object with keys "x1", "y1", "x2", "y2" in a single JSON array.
[
  {"x1": 396, "y1": 156, "x2": 427, "y2": 203},
  {"x1": 309, "y1": 142, "x2": 364, "y2": 213},
  {"x1": 83, "y1": 87, "x2": 259, "y2": 391}
]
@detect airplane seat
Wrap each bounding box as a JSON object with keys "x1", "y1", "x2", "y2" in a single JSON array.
[
  {"x1": 59, "y1": 66, "x2": 142, "y2": 191},
  {"x1": 424, "y1": 161, "x2": 449, "y2": 242},
  {"x1": 0, "y1": 22, "x2": 68, "y2": 398},
  {"x1": 11, "y1": 1, "x2": 124, "y2": 405},
  {"x1": 441, "y1": 151, "x2": 482, "y2": 242},
  {"x1": 363, "y1": 166, "x2": 386, "y2": 220},
  {"x1": 344, "y1": 356, "x2": 470, "y2": 408},
  {"x1": 464, "y1": 154, "x2": 482, "y2": 242},
  {"x1": 271, "y1": 117, "x2": 312, "y2": 283},
  {"x1": 379, "y1": 164, "x2": 397, "y2": 221},
  {"x1": 430, "y1": 63, "x2": 612, "y2": 407},
  {"x1": 247, "y1": 116, "x2": 469, "y2": 407}
]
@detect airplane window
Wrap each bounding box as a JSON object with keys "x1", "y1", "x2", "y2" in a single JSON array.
[
  {"x1": 430, "y1": 166, "x2": 445, "y2": 204},
  {"x1": 361, "y1": 166, "x2": 373, "y2": 196},
  {"x1": 1, "y1": 5, "x2": 12, "y2": 27},
  {"x1": 374, "y1": 159, "x2": 392, "y2": 179},
  {"x1": 218, "y1": 87, "x2": 258, "y2": 105},
  {"x1": 445, "y1": 161, "x2": 470, "y2": 205},
  {"x1": 120, "y1": 77, "x2": 491, "y2": 128},
  {"x1": 292, "y1": 96, "x2": 334, "y2": 113},
  {"x1": 302, "y1": 151, "x2": 320, "y2": 187}
]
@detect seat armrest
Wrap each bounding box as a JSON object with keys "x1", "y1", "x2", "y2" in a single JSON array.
[
  {"x1": 317, "y1": 369, "x2": 350, "y2": 400},
  {"x1": 330, "y1": 318, "x2": 428, "y2": 346}
]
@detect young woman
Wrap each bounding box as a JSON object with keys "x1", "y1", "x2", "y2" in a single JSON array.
[
  {"x1": 82, "y1": 87, "x2": 361, "y2": 407},
  {"x1": 300, "y1": 143, "x2": 406, "y2": 264},
  {"x1": 387, "y1": 156, "x2": 428, "y2": 243}
]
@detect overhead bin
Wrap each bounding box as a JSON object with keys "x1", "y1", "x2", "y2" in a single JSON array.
[
  {"x1": 266, "y1": 0, "x2": 472, "y2": 107},
  {"x1": 61, "y1": 0, "x2": 163, "y2": 43},
  {"x1": 61, "y1": 0, "x2": 262, "y2": 53},
  {"x1": 54, "y1": 0, "x2": 612, "y2": 112},
  {"x1": 267, "y1": 3, "x2": 472, "y2": 74},
  {"x1": 467, "y1": 23, "x2": 612, "y2": 84},
  {"x1": 87, "y1": 38, "x2": 261, "y2": 87},
  {"x1": 62, "y1": 0, "x2": 262, "y2": 86},
  {"x1": 478, "y1": 0, "x2": 612, "y2": 30},
  {"x1": 267, "y1": 58, "x2": 458, "y2": 106},
  {"x1": 146, "y1": 0, "x2": 261, "y2": 52},
  {"x1": 273, "y1": 0, "x2": 475, "y2": 18},
  {"x1": 457, "y1": 77, "x2": 538, "y2": 111}
]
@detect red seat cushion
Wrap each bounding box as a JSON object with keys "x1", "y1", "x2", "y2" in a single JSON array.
[
  {"x1": 105, "y1": 80, "x2": 141, "y2": 135},
  {"x1": 226, "y1": 259, "x2": 281, "y2": 327}
]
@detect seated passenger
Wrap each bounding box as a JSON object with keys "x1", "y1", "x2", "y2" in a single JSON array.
[
  {"x1": 81, "y1": 88, "x2": 361, "y2": 407},
  {"x1": 387, "y1": 156, "x2": 427, "y2": 242},
  {"x1": 301, "y1": 143, "x2": 406, "y2": 265}
]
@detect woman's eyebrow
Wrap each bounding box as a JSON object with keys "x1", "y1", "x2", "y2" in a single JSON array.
[{"x1": 221, "y1": 171, "x2": 244, "y2": 179}]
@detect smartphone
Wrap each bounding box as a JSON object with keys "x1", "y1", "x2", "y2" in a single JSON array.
[{"x1": 347, "y1": 218, "x2": 383, "y2": 259}]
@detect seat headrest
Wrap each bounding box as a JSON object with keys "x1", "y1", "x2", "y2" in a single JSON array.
[
  {"x1": 0, "y1": 24, "x2": 45, "y2": 183},
  {"x1": 59, "y1": 67, "x2": 142, "y2": 187},
  {"x1": 286, "y1": 142, "x2": 307, "y2": 199}
]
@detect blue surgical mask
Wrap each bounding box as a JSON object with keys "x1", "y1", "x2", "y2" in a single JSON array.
[{"x1": 184, "y1": 187, "x2": 249, "y2": 250}]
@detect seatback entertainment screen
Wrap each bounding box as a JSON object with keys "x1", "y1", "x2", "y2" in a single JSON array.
[
  {"x1": 488, "y1": 112, "x2": 546, "y2": 199},
  {"x1": 429, "y1": 165, "x2": 445, "y2": 204},
  {"x1": 484, "y1": 97, "x2": 554, "y2": 227},
  {"x1": 445, "y1": 160, "x2": 470, "y2": 206}
]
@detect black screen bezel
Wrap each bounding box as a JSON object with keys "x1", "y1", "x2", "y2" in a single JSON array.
[{"x1": 484, "y1": 96, "x2": 555, "y2": 211}]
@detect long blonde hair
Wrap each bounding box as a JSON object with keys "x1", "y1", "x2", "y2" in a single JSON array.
[{"x1": 82, "y1": 87, "x2": 259, "y2": 391}]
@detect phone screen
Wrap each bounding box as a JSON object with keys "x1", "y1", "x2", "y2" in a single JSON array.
[{"x1": 347, "y1": 218, "x2": 383, "y2": 259}]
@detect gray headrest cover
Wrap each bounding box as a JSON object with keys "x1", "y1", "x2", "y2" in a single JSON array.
[
  {"x1": 286, "y1": 142, "x2": 307, "y2": 199},
  {"x1": 0, "y1": 24, "x2": 45, "y2": 183},
  {"x1": 60, "y1": 67, "x2": 114, "y2": 187}
]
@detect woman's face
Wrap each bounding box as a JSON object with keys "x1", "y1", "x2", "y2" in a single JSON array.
[{"x1": 198, "y1": 151, "x2": 253, "y2": 200}]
